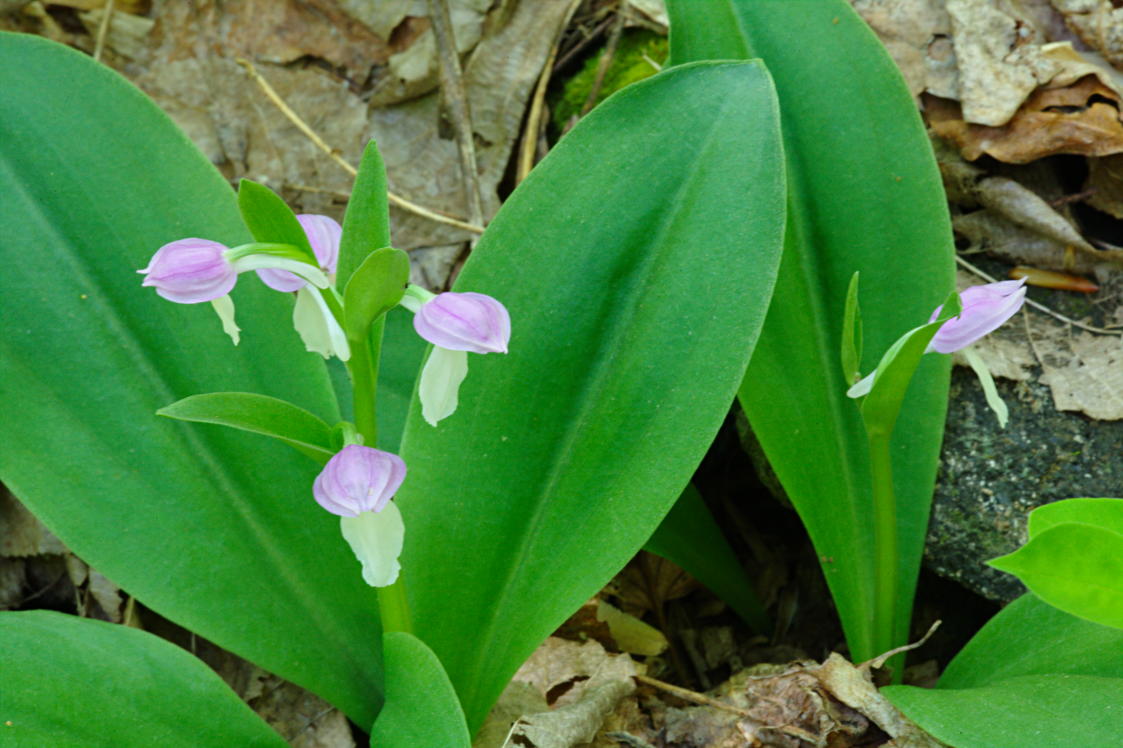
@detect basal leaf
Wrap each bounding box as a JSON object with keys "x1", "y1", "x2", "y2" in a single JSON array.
[
  {"x1": 1028, "y1": 497, "x2": 1123, "y2": 539},
  {"x1": 668, "y1": 0, "x2": 956, "y2": 659},
  {"x1": 938, "y1": 593, "x2": 1123, "y2": 689},
  {"x1": 0, "y1": 34, "x2": 381, "y2": 724},
  {"x1": 885, "y1": 675, "x2": 1123, "y2": 748},
  {"x1": 398, "y1": 61, "x2": 785, "y2": 728},
  {"x1": 369, "y1": 632, "x2": 471, "y2": 748},
  {"x1": 0, "y1": 611, "x2": 286, "y2": 748},
  {"x1": 988, "y1": 523, "x2": 1123, "y2": 630}
]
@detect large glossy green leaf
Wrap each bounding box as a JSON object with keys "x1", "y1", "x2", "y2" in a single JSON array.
[
  {"x1": 370, "y1": 632, "x2": 471, "y2": 747},
  {"x1": 988, "y1": 523, "x2": 1123, "y2": 630},
  {"x1": 0, "y1": 34, "x2": 381, "y2": 724},
  {"x1": 885, "y1": 675, "x2": 1123, "y2": 747},
  {"x1": 0, "y1": 611, "x2": 286, "y2": 748},
  {"x1": 1028, "y1": 497, "x2": 1123, "y2": 538},
  {"x1": 668, "y1": 0, "x2": 956, "y2": 659},
  {"x1": 937, "y1": 593, "x2": 1123, "y2": 689},
  {"x1": 397, "y1": 61, "x2": 785, "y2": 728}
]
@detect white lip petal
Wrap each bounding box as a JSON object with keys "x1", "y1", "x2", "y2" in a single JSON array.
[
  {"x1": 419, "y1": 346, "x2": 469, "y2": 426},
  {"x1": 293, "y1": 287, "x2": 351, "y2": 361},
  {"x1": 846, "y1": 371, "x2": 874, "y2": 398},
  {"x1": 340, "y1": 503, "x2": 405, "y2": 587},
  {"x1": 210, "y1": 295, "x2": 241, "y2": 345}
]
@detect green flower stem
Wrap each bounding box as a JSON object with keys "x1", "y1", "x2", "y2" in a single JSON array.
[
  {"x1": 868, "y1": 427, "x2": 901, "y2": 681},
  {"x1": 345, "y1": 315, "x2": 413, "y2": 634}
]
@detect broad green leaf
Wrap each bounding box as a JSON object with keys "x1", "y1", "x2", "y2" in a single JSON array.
[
  {"x1": 338, "y1": 141, "x2": 391, "y2": 290},
  {"x1": 668, "y1": 0, "x2": 956, "y2": 660},
  {"x1": 0, "y1": 34, "x2": 381, "y2": 724},
  {"x1": 370, "y1": 632, "x2": 471, "y2": 748},
  {"x1": 0, "y1": 610, "x2": 286, "y2": 748},
  {"x1": 938, "y1": 593, "x2": 1123, "y2": 689},
  {"x1": 1029, "y1": 497, "x2": 1123, "y2": 539},
  {"x1": 988, "y1": 523, "x2": 1123, "y2": 630},
  {"x1": 884, "y1": 675, "x2": 1123, "y2": 748},
  {"x1": 236, "y1": 179, "x2": 317, "y2": 263},
  {"x1": 645, "y1": 483, "x2": 769, "y2": 632},
  {"x1": 398, "y1": 61, "x2": 785, "y2": 729},
  {"x1": 840, "y1": 272, "x2": 862, "y2": 386},
  {"x1": 158, "y1": 392, "x2": 335, "y2": 462},
  {"x1": 343, "y1": 247, "x2": 409, "y2": 340}
]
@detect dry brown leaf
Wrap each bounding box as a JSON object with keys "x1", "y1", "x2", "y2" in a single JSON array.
[
  {"x1": 1052, "y1": 0, "x2": 1123, "y2": 69},
  {"x1": 611, "y1": 550, "x2": 698, "y2": 619},
  {"x1": 926, "y1": 75, "x2": 1123, "y2": 163},
  {"x1": 373, "y1": 0, "x2": 574, "y2": 251},
  {"x1": 945, "y1": 0, "x2": 1059, "y2": 127},
  {"x1": 478, "y1": 637, "x2": 640, "y2": 748},
  {"x1": 0, "y1": 488, "x2": 65, "y2": 557},
  {"x1": 1032, "y1": 321, "x2": 1123, "y2": 420},
  {"x1": 595, "y1": 599, "x2": 668, "y2": 657},
  {"x1": 78, "y1": 8, "x2": 154, "y2": 60},
  {"x1": 852, "y1": 0, "x2": 957, "y2": 99},
  {"x1": 1086, "y1": 153, "x2": 1123, "y2": 219}
]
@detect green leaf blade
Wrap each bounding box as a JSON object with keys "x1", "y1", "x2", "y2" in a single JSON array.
[
  {"x1": 399, "y1": 60, "x2": 785, "y2": 728},
  {"x1": 342, "y1": 247, "x2": 409, "y2": 340},
  {"x1": 988, "y1": 523, "x2": 1123, "y2": 630},
  {"x1": 338, "y1": 141, "x2": 392, "y2": 290},
  {"x1": 938, "y1": 593, "x2": 1123, "y2": 689},
  {"x1": 370, "y1": 632, "x2": 471, "y2": 748},
  {"x1": 0, "y1": 34, "x2": 381, "y2": 724},
  {"x1": 158, "y1": 392, "x2": 335, "y2": 461},
  {"x1": 0, "y1": 611, "x2": 287, "y2": 748},
  {"x1": 885, "y1": 675, "x2": 1123, "y2": 748},
  {"x1": 1028, "y1": 497, "x2": 1123, "y2": 539}
]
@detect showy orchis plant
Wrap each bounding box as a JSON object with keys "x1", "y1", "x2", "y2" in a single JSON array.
[
  {"x1": 844, "y1": 275, "x2": 1026, "y2": 671},
  {"x1": 139, "y1": 184, "x2": 511, "y2": 627}
]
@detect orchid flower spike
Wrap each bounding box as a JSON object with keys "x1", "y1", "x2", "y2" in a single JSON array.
[
  {"x1": 926, "y1": 277, "x2": 1027, "y2": 353},
  {"x1": 402, "y1": 288, "x2": 511, "y2": 426},
  {"x1": 848, "y1": 278, "x2": 1027, "y2": 427},
  {"x1": 313, "y1": 444, "x2": 407, "y2": 587},
  {"x1": 139, "y1": 236, "x2": 330, "y2": 345}
]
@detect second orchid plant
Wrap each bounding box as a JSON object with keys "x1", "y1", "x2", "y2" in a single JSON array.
[{"x1": 142, "y1": 167, "x2": 510, "y2": 632}]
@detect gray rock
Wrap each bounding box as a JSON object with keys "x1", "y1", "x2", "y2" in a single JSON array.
[{"x1": 927, "y1": 366, "x2": 1123, "y2": 601}]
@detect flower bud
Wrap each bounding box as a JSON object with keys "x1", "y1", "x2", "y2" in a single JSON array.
[
  {"x1": 413, "y1": 292, "x2": 511, "y2": 354},
  {"x1": 256, "y1": 214, "x2": 341, "y2": 293},
  {"x1": 312, "y1": 444, "x2": 406, "y2": 517},
  {"x1": 139, "y1": 239, "x2": 236, "y2": 304},
  {"x1": 927, "y1": 278, "x2": 1026, "y2": 354}
]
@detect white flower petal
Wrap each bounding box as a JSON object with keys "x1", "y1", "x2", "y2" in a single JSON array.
[
  {"x1": 340, "y1": 503, "x2": 405, "y2": 587},
  {"x1": 293, "y1": 287, "x2": 351, "y2": 361},
  {"x1": 419, "y1": 346, "x2": 468, "y2": 426},
  {"x1": 210, "y1": 295, "x2": 240, "y2": 345},
  {"x1": 846, "y1": 371, "x2": 874, "y2": 398},
  {"x1": 962, "y1": 347, "x2": 1009, "y2": 428}
]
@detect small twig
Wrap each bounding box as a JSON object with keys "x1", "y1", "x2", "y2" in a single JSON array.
[
  {"x1": 429, "y1": 0, "x2": 484, "y2": 229},
  {"x1": 634, "y1": 674, "x2": 754, "y2": 717},
  {"x1": 956, "y1": 255, "x2": 1121, "y2": 336},
  {"x1": 554, "y1": 16, "x2": 614, "y2": 73},
  {"x1": 93, "y1": 0, "x2": 115, "y2": 62},
  {"x1": 517, "y1": 0, "x2": 584, "y2": 183},
  {"x1": 235, "y1": 57, "x2": 484, "y2": 235},
  {"x1": 580, "y1": 4, "x2": 627, "y2": 117},
  {"x1": 1049, "y1": 188, "x2": 1097, "y2": 208},
  {"x1": 864, "y1": 620, "x2": 940, "y2": 671}
]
